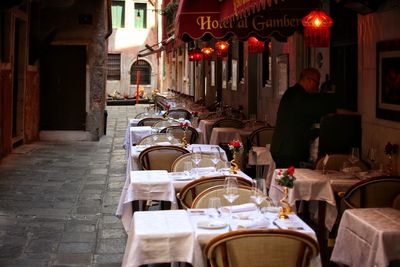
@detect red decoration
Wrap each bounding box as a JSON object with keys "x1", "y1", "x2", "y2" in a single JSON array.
[
  {"x1": 301, "y1": 10, "x2": 333, "y2": 47},
  {"x1": 188, "y1": 48, "x2": 203, "y2": 61},
  {"x1": 201, "y1": 47, "x2": 214, "y2": 60},
  {"x1": 215, "y1": 41, "x2": 229, "y2": 57},
  {"x1": 247, "y1": 36, "x2": 265, "y2": 53}
]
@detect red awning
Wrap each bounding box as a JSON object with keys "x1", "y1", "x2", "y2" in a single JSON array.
[{"x1": 175, "y1": 0, "x2": 319, "y2": 42}]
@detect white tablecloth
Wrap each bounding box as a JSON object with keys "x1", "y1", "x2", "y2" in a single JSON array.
[
  {"x1": 197, "y1": 119, "x2": 217, "y2": 144},
  {"x1": 209, "y1": 127, "x2": 253, "y2": 146},
  {"x1": 248, "y1": 145, "x2": 276, "y2": 188},
  {"x1": 122, "y1": 209, "x2": 321, "y2": 267},
  {"x1": 269, "y1": 169, "x2": 360, "y2": 230},
  {"x1": 331, "y1": 208, "x2": 400, "y2": 267}
]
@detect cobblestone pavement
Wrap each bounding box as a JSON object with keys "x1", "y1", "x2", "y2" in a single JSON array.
[{"x1": 0, "y1": 105, "x2": 145, "y2": 267}]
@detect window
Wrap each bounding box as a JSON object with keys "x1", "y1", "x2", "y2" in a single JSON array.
[
  {"x1": 107, "y1": 53, "x2": 121, "y2": 80},
  {"x1": 131, "y1": 60, "x2": 151, "y2": 85},
  {"x1": 111, "y1": 0, "x2": 125, "y2": 28},
  {"x1": 135, "y1": 3, "x2": 147, "y2": 29},
  {"x1": 262, "y1": 40, "x2": 271, "y2": 86}
]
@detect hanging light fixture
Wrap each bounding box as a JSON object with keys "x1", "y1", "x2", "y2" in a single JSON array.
[
  {"x1": 188, "y1": 48, "x2": 203, "y2": 61},
  {"x1": 301, "y1": 10, "x2": 333, "y2": 47},
  {"x1": 247, "y1": 37, "x2": 265, "y2": 53},
  {"x1": 215, "y1": 41, "x2": 229, "y2": 57},
  {"x1": 201, "y1": 47, "x2": 214, "y2": 60}
]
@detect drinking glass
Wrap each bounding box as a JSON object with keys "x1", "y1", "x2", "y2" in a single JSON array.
[
  {"x1": 166, "y1": 128, "x2": 174, "y2": 143},
  {"x1": 368, "y1": 147, "x2": 377, "y2": 169},
  {"x1": 223, "y1": 177, "x2": 239, "y2": 227},
  {"x1": 191, "y1": 147, "x2": 202, "y2": 175},
  {"x1": 210, "y1": 147, "x2": 221, "y2": 170},
  {"x1": 219, "y1": 161, "x2": 231, "y2": 174},
  {"x1": 250, "y1": 179, "x2": 266, "y2": 214},
  {"x1": 208, "y1": 197, "x2": 222, "y2": 218},
  {"x1": 349, "y1": 147, "x2": 360, "y2": 166},
  {"x1": 183, "y1": 161, "x2": 193, "y2": 177},
  {"x1": 151, "y1": 128, "x2": 159, "y2": 143}
]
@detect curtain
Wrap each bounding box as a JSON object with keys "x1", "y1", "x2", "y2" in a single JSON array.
[{"x1": 111, "y1": 1, "x2": 124, "y2": 28}]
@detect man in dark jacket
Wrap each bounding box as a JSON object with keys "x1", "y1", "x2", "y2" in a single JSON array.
[{"x1": 271, "y1": 68, "x2": 335, "y2": 168}]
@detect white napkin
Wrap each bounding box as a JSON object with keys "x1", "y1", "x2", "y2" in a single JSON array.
[
  {"x1": 236, "y1": 217, "x2": 269, "y2": 229},
  {"x1": 192, "y1": 167, "x2": 216, "y2": 173},
  {"x1": 220, "y1": 203, "x2": 257, "y2": 213},
  {"x1": 156, "y1": 142, "x2": 171, "y2": 146}
]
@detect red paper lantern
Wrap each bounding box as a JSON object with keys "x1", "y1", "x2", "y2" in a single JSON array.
[
  {"x1": 188, "y1": 48, "x2": 203, "y2": 61},
  {"x1": 215, "y1": 41, "x2": 229, "y2": 57},
  {"x1": 302, "y1": 10, "x2": 333, "y2": 47},
  {"x1": 248, "y1": 36, "x2": 265, "y2": 53},
  {"x1": 201, "y1": 47, "x2": 214, "y2": 60}
]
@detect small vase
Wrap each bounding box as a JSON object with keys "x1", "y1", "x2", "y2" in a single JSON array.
[
  {"x1": 278, "y1": 186, "x2": 292, "y2": 219},
  {"x1": 230, "y1": 152, "x2": 240, "y2": 174},
  {"x1": 181, "y1": 130, "x2": 188, "y2": 148}
]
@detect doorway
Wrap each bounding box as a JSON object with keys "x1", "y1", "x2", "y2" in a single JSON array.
[{"x1": 40, "y1": 45, "x2": 86, "y2": 130}]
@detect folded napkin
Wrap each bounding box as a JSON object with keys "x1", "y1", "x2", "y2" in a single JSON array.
[
  {"x1": 156, "y1": 142, "x2": 171, "y2": 146},
  {"x1": 192, "y1": 167, "x2": 216, "y2": 173},
  {"x1": 220, "y1": 203, "x2": 257, "y2": 213},
  {"x1": 236, "y1": 217, "x2": 269, "y2": 229}
]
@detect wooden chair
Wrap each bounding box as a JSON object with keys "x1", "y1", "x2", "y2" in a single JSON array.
[
  {"x1": 248, "y1": 126, "x2": 275, "y2": 147},
  {"x1": 153, "y1": 119, "x2": 180, "y2": 130},
  {"x1": 342, "y1": 176, "x2": 400, "y2": 210},
  {"x1": 212, "y1": 118, "x2": 244, "y2": 129},
  {"x1": 160, "y1": 126, "x2": 199, "y2": 144},
  {"x1": 165, "y1": 108, "x2": 192, "y2": 120},
  {"x1": 137, "y1": 117, "x2": 164, "y2": 127},
  {"x1": 314, "y1": 154, "x2": 369, "y2": 171},
  {"x1": 177, "y1": 176, "x2": 252, "y2": 209},
  {"x1": 205, "y1": 229, "x2": 319, "y2": 267},
  {"x1": 243, "y1": 120, "x2": 267, "y2": 130},
  {"x1": 137, "y1": 133, "x2": 178, "y2": 146},
  {"x1": 138, "y1": 145, "x2": 189, "y2": 171},
  {"x1": 171, "y1": 153, "x2": 225, "y2": 172}
]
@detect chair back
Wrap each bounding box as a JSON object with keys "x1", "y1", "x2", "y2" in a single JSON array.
[
  {"x1": 137, "y1": 117, "x2": 164, "y2": 127},
  {"x1": 138, "y1": 145, "x2": 189, "y2": 171},
  {"x1": 204, "y1": 112, "x2": 224, "y2": 120},
  {"x1": 160, "y1": 126, "x2": 199, "y2": 144},
  {"x1": 153, "y1": 119, "x2": 180, "y2": 130},
  {"x1": 248, "y1": 127, "x2": 275, "y2": 147},
  {"x1": 192, "y1": 184, "x2": 256, "y2": 208},
  {"x1": 342, "y1": 176, "x2": 400, "y2": 210},
  {"x1": 244, "y1": 121, "x2": 267, "y2": 130},
  {"x1": 205, "y1": 229, "x2": 319, "y2": 267},
  {"x1": 314, "y1": 154, "x2": 369, "y2": 171},
  {"x1": 171, "y1": 153, "x2": 225, "y2": 172},
  {"x1": 212, "y1": 118, "x2": 244, "y2": 129},
  {"x1": 165, "y1": 108, "x2": 192, "y2": 120},
  {"x1": 177, "y1": 176, "x2": 252, "y2": 209},
  {"x1": 137, "y1": 133, "x2": 179, "y2": 146}
]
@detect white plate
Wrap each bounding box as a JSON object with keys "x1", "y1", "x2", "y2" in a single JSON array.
[
  {"x1": 169, "y1": 172, "x2": 194, "y2": 181},
  {"x1": 264, "y1": 206, "x2": 280, "y2": 213},
  {"x1": 197, "y1": 220, "x2": 227, "y2": 229}
]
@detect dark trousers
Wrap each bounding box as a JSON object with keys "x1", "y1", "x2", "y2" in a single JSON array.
[{"x1": 271, "y1": 153, "x2": 301, "y2": 168}]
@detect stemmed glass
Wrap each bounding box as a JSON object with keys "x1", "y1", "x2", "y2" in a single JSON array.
[
  {"x1": 349, "y1": 147, "x2": 360, "y2": 175},
  {"x1": 151, "y1": 128, "x2": 159, "y2": 144},
  {"x1": 166, "y1": 128, "x2": 174, "y2": 143},
  {"x1": 368, "y1": 147, "x2": 377, "y2": 169},
  {"x1": 191, "y1": 147, "x2": 202, "y2": 175},
  {"x1": 223, "y1": 177, "x2": 239, "y2": 229},
  {"x1": 210, "y1": 147, "x2": 221, "y2": 171},
  {"x1": 250, "y1": 179, "x2": 266, "y2": 215}
]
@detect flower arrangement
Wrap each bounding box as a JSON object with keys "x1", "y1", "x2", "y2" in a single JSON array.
[
  {"x1": 180, "y1": 121, "x2": 189, "y2": 131},
  {"x1": 275, "y1": 166, "x2": 296, "y2": 188},
  {"x1": 228, "y1": 140, "x2": 242, "y2": 154},
  {"x1": 165, "y1": 104, "x2": 171, "y2": 110}
]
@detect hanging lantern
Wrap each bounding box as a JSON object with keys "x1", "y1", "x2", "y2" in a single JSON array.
[
  {"x1": 188, "y1": 48, "x2": 203, "y2": 61},
  {"x1": 215, "y1": 41, "x2": 229, "y2": 57},
  {"x1": 201, "y1": 47, "x2": 214, "y2": 60},
  {"x1": 248, "y1": 37, "x2": 265, "y2": 53},
  {"x1": 301, "y1": 10, "x2": 333, "y2": 47}
]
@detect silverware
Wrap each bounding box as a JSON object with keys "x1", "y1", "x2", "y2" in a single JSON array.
[{"x1": 272, "y1": 219, "x2": 282, "y2": 229}]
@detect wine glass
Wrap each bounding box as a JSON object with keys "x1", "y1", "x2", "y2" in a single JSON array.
[
  {"x1": 208, "y1": 197, "x2": 222, "y2": 218},
  {"x1": 210, "y1": 147, "x2": 221, "y2": 171},
  {"x1": 166, "y1": 128, "x2": 174, "y2": 143},
  {"x1": 183, "y1": 161, "x2": 193, "y2": 177},
  {"x1": 349, "y1": 147, "x2": 360, "y2": 175},
  {"x1": 368, "y1": 147, "x2": 377, "y2": 169},
  {"x1": 250, "y1": 179, "x2": 266, "y2": 214},
  {"x1": 223, "y1": 177, "x2": 239, "y2": 228},
  {"x1": 151, "y1": 128, "x2": 159, "y2": 144},
  {"x1": 191, "y1": 147, "x2": 202, "y2": 175}
]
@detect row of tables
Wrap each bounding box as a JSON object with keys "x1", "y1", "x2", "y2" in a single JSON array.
[{"x1": 118, "y1": 107, "x2": 400, "y2": 267}]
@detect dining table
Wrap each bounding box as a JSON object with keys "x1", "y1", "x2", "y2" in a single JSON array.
[
  {"x1": 116, "y1": 169, "x2": 253, "y2": 232},
  {"x1": 121, "y1": 208, "x2": 322, "y2": 267},
  {"x1": 331, "y1": 207, "x2": 400, "y2": 267}
]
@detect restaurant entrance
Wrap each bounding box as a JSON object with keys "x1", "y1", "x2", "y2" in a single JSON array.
[{"x1": 40, "y1": 45, "x2": 86, "y2": 130}]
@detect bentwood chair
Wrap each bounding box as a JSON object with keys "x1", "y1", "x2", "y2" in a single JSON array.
[
  {"x1": 153, "y1": 119, "x2": 180, "y2": 130},
  {"x1": 342, "y1": 176, "x2": 400, "y2": 210},
  {"x1": 205, "y1": 229, "x2": 319, "y2": 267},
  {"x1": 248, "y1": 127, "x2": 275, "y2": 147},
  {"x1": 138, "y1": 145, "x2": 189, "y2": 171},
  {"x1": 160, "y1": 126, "x2": 199, "y2": 144},
  {"x1": 177, "y1": 176, "x2": 252, "y2": 209},
  {"x1": 137, "y1": 117, "x2": 164, "y2": 127},
  {"x1": 165, "y1": 108, "x2": 192, "y2": 120},
  {"x1": 171, "y1": 153, "x2": 225, "y2": 172},
  {"x1": 212, "y1": 118, "x2": 244, "y2": 129},
  {"x1": 137, "y1": 133, "x2": 179, "y2": 146}
]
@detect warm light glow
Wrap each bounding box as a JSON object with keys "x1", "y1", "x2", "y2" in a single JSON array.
[
  {"x1": 215, "y1": 41, "x2": 229, "y2": 57},
  {"x1": 188, "y1": 48, "x2": 203, "y2": 61},
  {"x1": 201, "y1": 47, "x2": 214, "y2": 60},
  {"x1": 302, "y1": 10, "x2": 333, "y2": 47},
  {"x1": 248, "y1": 36, "x2": 264, "y2": 53}
]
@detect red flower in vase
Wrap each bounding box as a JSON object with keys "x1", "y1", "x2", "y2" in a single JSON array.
[
  {"x1": 228, "y1": 140, "x2": 242, "y2": 153},
  {"x1": 276, "y1": 166, "x2": 296, "y2": 188},
  {"x1": 180, "y1": 122, "x2": 189, "y2": 131}
]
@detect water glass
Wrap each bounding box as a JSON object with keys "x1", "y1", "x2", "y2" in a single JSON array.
[
  {"x1": 183, "y1": 161, "x2": 193, "y2": 177},
  {"x1": 219, "y1": 161, "x2": 231, "y2": 174},
  {"x1": 208, "y1": 197, "x2": 222, "y2": 218},
  {"x1": 210, "y1": 147, "x2": 221, "y2": 170}
]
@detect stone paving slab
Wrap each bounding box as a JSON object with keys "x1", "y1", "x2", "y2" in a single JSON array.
[{"x1": 0, "y1": 106, "x2": 143, "y2": 266}]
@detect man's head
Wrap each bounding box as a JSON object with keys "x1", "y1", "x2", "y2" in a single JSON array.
[{"x1": 299, "y1": 68, "x2": 320, "y2": 93}]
